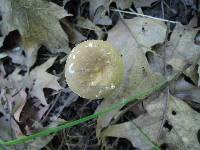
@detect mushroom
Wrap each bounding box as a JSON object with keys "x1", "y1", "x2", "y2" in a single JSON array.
[{"x1": 65, "y1": 40, "x2": 124, "y2": 99}]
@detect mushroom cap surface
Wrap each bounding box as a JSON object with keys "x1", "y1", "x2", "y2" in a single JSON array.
[{"x1": 65, "y1": 40, "x2": 124, "y2": 99}]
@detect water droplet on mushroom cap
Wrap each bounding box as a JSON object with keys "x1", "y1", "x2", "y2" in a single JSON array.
[{"x1": 65, "y1": 40, "x2": 125, "y2": 99}]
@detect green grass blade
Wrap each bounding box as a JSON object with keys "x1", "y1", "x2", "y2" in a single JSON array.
[{"x1": 0, "y1": 79, "x2": 168, "y2": 146}]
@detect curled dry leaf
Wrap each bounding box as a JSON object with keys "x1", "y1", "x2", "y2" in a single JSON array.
[
  {"x1": 0, "y1": 0, "x2": 70, "y2": 67},
  {"x1": 102, "y1": 94, "x2": 200, "y2": 150},
  {"x1": 96, "y1": 18, "x2": 166, "y2": 139}
]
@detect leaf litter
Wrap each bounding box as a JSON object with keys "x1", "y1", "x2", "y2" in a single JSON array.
[{"x1": 0, "y1": 0, "x2": 200, "y2": 149}]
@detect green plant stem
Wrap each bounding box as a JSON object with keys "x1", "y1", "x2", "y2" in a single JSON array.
[
  {"x1": 129, "y1": 120, "x2": 161, "y2": 150},
  {"x1": 0, "y1": 78, "x2": 170, "y2": 146}
]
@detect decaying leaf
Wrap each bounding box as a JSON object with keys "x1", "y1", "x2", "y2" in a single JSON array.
[
  {"x1": 0, "y1": 52, "x2": 7, "y2": 60},
  {"x1": 24, "y1": 117, "x2": 64, "y2": 150},
  {"x1": 0, "y1": 102, "x2": 24, "y2": 150},
  {"x1": 76, "y1": 17, "x2": 105, "y2": 39},
  {"x1": 133, "y1": 0, "x2": 159, "y2": 8},
  {"x1": 102, "y1": 94, "x2": 200, "y2": 150},
  {"x1": 167, "y1": 24, "x2": 200, "y2": 71},
  {"x1": 30, "y1": 57, "x2": 62, "y2": 105},
  {"x1": 87, "y1": 0, "x2": 109, "y2": 18},
  {"x1": 93, "y1": 6, "x2": 112, "y2": 25},
  {"x1": 11, "y1": 90, "x2": 27, "y2": 122},
  {"x1": 7, "y1": 57, "x2": 61, "y2": 106},
  {"x1": 87, "y1": 0, "x2": 134, "y2": 18},
  {"x1": 60, "y1": 19, "x2": 86, "y2": 44},
  {"x1": 96, "y1": 18, "x2": 166, "y2": 138},
  {"x1": 0, "y1": 48, "x2": 26, "y2": 65},
  {"x1": 124, "y1": 17, "x2": 167, "y2": 49},
  {"x1": 115, "y1": 0, "x2": 134, "y2": 9},
  {"x1": 0, "y1": 0, "x2": 70, "y2": 67},
  {"x1": 171, "y1": 77, "x2": 200, "y2": 104}
]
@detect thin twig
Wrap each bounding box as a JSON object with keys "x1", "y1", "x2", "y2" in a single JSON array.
[{"x1": 110, "y1": 9, "x2": 178, "y2": 24}]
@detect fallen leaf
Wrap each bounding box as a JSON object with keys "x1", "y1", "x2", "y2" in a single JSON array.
[
  {"x1": 25, "y1": 117, "x2": 65, "y2": 150},
  {"x1": 115, "y1": 0, "x2": 134, "y2": 9},
  {"x1": 30, "y1": 57, "x2": 62, "y2": 105},
  {"x1": 61, "y1": 19, "x2": 86, "y2": 44},
  {"x1": 7, "y1": 56, "x2": 61, "y2": 106},
  {"x1": 87, "y1": 0, "x2": 133, "y2": 18},
  {"x1": 1, "y1": 48, "x2": 26, "y2": 65},
  {"x1": 93, "y1": 6, "x2": 112, "y2": 25},
  {"x1": 0, "y1": 75, "x2": 27, "y2": 122},
  {"x1": 145, "y1": 51, "x2": 164, "y2": 74},
  {"x1": 87, "y1": 0, "x2": 110, "y2": 18},
  {"x1": 0, "y1": 52, "x2": 7, "y2": 59},
  {"x1": 124, "y1": 17, "x2": 167, "y2": 49},
  {"x1": 167, "y1": 24, "x2": 200, "y2": 71},
  {"x1": 102, "y1": 94, "x2": 200, "y2": 149},
  {"x1": 76, "y1": 17, "x2": 105, "y2": 39},
  {"x1": 0, "y1": 101, "x2": 25, "y2": 150},
  {"x1": 0, "y1": 0, "x2": 70, "y2": 67},
  {"x1": 133, "y1": 0, "x2": 159, "y2": 8},
  {"x1": 171, "y1": 77, "x2": 200, "y2": 104},
  {"x1": 12, "y1": 90, "x2": 27, "y2": 122},
  {"x1": 96, "y1": 18, "x2": 166, "y2": 139}
]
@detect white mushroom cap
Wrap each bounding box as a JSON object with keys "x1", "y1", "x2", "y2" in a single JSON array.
[{"x1": 65, "y1": 40, "x2": 124, "y2": 99}]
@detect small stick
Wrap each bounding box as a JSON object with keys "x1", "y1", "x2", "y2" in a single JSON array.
[{"x1": 110, "y1": 9, "x2": 178, "y2": 24}]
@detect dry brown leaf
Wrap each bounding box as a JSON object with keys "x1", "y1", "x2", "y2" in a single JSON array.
[
  {"x1": 30, "y1": 57, "x2": 62, "y2": 105},
  {"x1": 87, "y1": 0, "x2": 134, "y2": 18},
  {"x1": 167, "y1": 24, "x2": 200, "y2": 71},
  {"x1": 25, "y1": 117, "x2": 65, "y2": 150},
  {"x1": 171, "y1": 77, "x2": 200, "y2": 104},
  {"x1": 93, "y1": 6, "x2": 112, "y2": 25},
  {"x1": 0, "y1": 0, "x2": 70, "y2": 67},
  {"x1": 96, "y1": 18, "x2": 166, "y2": 139},
  {"x1": 115, "y1": 0, "x2": 134, "y2": 9},
  {"x1": 0, "y1": 102, "x2": 25, "y2": 150},
  {"x1": 7, "y1": 57, "x2": 61, "y2": 106},
  {"x1": 12, "y1": 90, "x2": 27, "y2": 122},
  {"x1": 76, "y1": 17, "x2": 105, "y2": 39},
  {"x1": 165, "y1": 24, "x2": 200, "y2": 86},
  {"x1": 87, "y1": 0, "x2": 110, "y2": 18},
  {"x1": 61, "y1": 20, "x2": 86, "y2": 44},
  {"x1": 124, "y1": 17, "x2": 167, "y2": 49},
  {"x1": 133, "y1": 0, "x2": 159, "y2": 8},
  {"x1": 102, "y1": 94, "x2": 200, "y2": 149}
]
